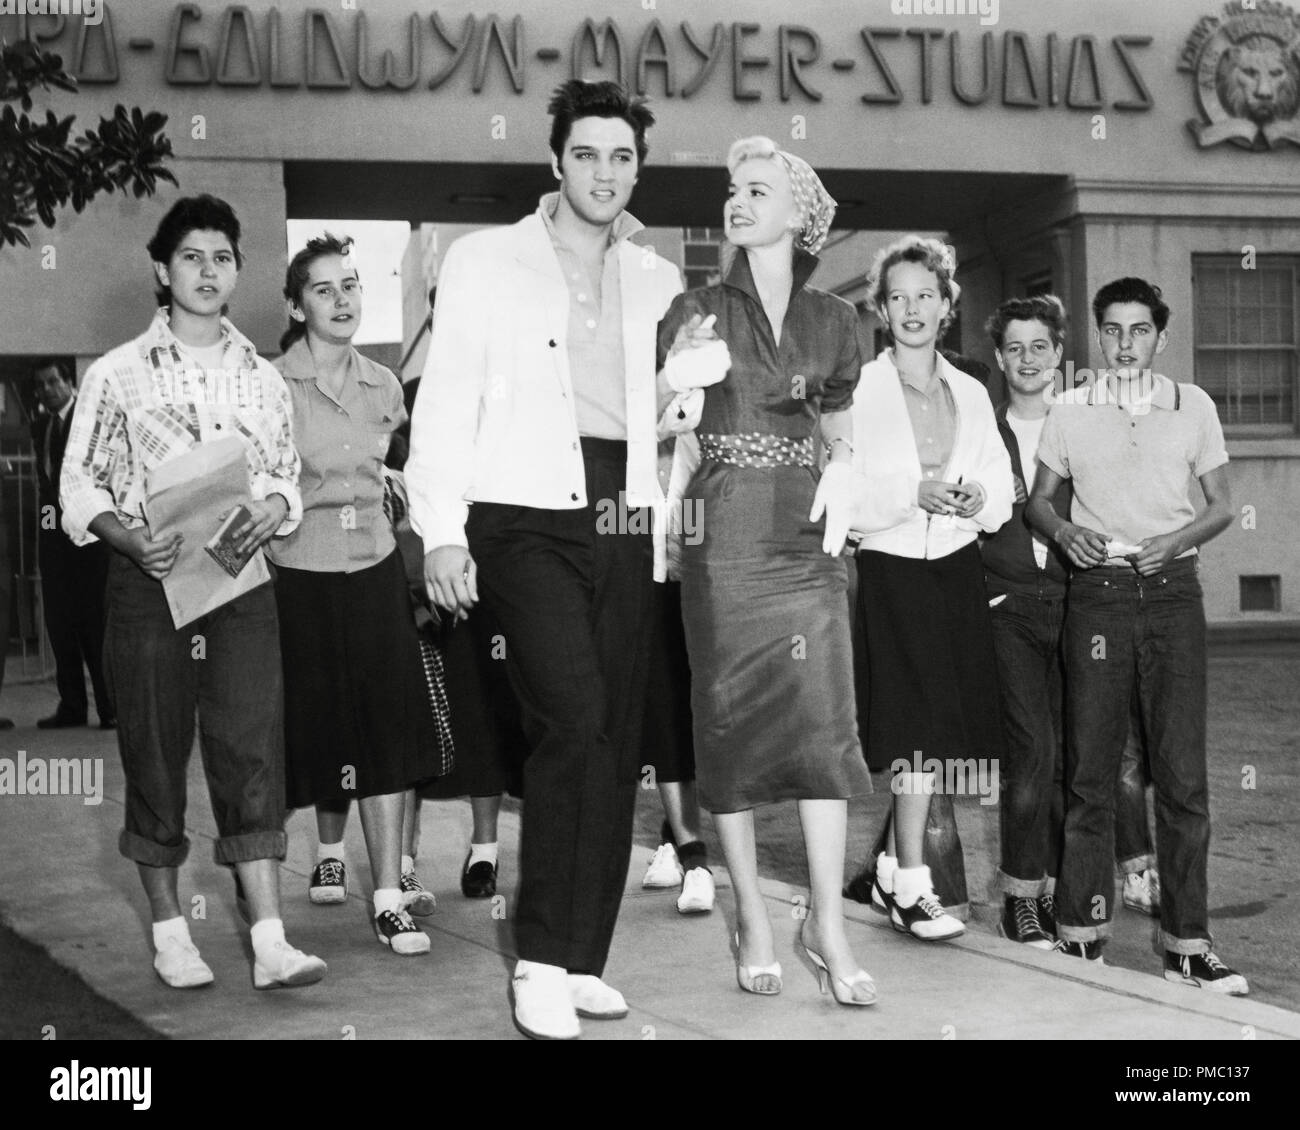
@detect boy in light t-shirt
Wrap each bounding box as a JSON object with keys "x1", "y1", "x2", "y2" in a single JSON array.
[{"x1": 1026, "y1": 277, "x2": 1245, "y2": 994}]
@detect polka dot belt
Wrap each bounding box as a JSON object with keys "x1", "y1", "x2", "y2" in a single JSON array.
[{"x1": 697, "y1": 432, "x2": 815, "y2": 469}]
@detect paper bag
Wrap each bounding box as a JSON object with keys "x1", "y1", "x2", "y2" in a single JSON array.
[{"x1": 144, "y1": 436, "x2": 272, "y2": 629}]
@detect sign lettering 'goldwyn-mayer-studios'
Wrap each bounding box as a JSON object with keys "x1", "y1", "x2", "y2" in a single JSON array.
[{"x1": 9, "y1": 5, "x2": 1158, "y2": 110}]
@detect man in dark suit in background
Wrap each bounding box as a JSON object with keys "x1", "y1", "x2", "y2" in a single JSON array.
[{"x1": 31, "y1": 358, "x2": 114, "y2": 730}]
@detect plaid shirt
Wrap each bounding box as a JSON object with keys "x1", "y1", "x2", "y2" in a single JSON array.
[{"x1": 60, "y1": 309, "x2": 302, "y2": 547}]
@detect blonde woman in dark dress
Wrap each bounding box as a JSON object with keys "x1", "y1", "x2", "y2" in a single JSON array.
[{"x1": 657, "y1": 137, "x2": 874, "y2": 1005}]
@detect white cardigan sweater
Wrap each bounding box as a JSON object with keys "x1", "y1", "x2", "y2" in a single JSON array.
[{"x1": 847, "y1": 350, "x2": 1014, "y2": 559}]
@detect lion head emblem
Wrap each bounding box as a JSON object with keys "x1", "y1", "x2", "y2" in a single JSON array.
[
  {"x1": 1181, "y1": 1, "x2": 1300, "y2": 148},
  {"x1": 1219, "y1": 37, "x2": 1300, "y2": 122}
]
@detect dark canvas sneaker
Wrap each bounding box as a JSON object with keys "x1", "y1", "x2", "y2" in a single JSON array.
[
  {"x1": 1037, "y1": 892, "x2": 1057, "y2": 937},
  {"x1": 400, "y1": 870, "x2": 437, "y2": 917},
  {"x1": 373, "y1": 908, "x2": 431, "y2": 956},
  {"x1": 309, "y1": 858, "x2": 347, "y2": 905},
  {"x1": 1163, "y1": 950, "x2": 1248, "y2": 995},
  {"x1": 998, "y1": 896, "x2": 1054, "y2": 949},
  {"x1": 1053, "y1": 938, "x2": 1105, "y2": 963}
]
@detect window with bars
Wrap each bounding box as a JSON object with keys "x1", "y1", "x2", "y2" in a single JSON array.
[
  {"x1": 682, "y1": 227, "x2": 723, "y2": 290},
  {"x1": 1193, "y1": 255, "x2": 1298, "y2": 434}
]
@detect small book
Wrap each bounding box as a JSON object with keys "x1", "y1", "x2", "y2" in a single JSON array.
[{"x1": 204, "y1": 505, "x2": 257, "y2": 578}]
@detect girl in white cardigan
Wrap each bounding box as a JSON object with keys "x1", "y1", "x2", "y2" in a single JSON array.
[{"x1": 846, "y1": 236, "x2": 1014, "y2": 940}]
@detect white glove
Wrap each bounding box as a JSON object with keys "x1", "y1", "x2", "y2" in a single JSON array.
[
  {"x1": 662, "y1": 338, "x2": 731, "y2": 393},
  {"x1": 809, "y1": 462, "x2": 854, "y2": 556},
  {"x1": 657, "y1": 389, "x2": 704, "y2": 439}
]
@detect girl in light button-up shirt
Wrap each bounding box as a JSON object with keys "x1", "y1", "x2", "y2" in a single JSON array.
[{"x1": 269, "y1": 234, "x2": 442, "y2": 958}]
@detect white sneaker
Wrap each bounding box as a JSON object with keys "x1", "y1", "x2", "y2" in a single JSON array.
[
  {"x1": 676, "y1": 866, "x2": 715, "y2": 914},
  {"x1": 153, "y1": 938, "x2": 214, "y2": 989},
  {"x1": 642, "y1": 842, "x2": 683, "y2": 889},
  {"x1": 512, "y1": 960, "x2": 580, "y2": 1040},
  {"x1": 253, "y1": 940, "x2": 328, "y2": 990},
  {"x1": 567, "y1": 973, "x2": 629, "y2": 1019},
  {"x1": 1123, "y1": 869, "x2": 1161, "y2": 917}
]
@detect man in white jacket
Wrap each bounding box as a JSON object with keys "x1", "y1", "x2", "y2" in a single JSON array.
[{"x1": 406, "y1": 81, "x2": 686, "y2": 1039}]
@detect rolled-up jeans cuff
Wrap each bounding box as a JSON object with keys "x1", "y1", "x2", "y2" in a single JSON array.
[
  {"x1": 1044, "y1": 877, "x2": 1057, "y2": 895},
  {"x1": 998, "y1": 870, "x2": 1049, "y2": 898},
  {"x1": 1116, "y1": 853, "x2": 1155, "y2": 875},
  {"x1": 214, "y1": 830, "x2": 288, "y2": 866},
  {"x1": 120, "y1": 829, "x2": 190, "y2": 869},
  {"x1": 1162, "y1": 933, "x2": 1211, "y2": 956},
  {"x1": 1057, "y1": 922, "x2": 1111, "y2": 943}
]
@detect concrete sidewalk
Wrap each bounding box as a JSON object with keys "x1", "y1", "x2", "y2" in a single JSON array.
[{"x1": 1, "y1": 679, "x2": 1296, "y2": 1041}]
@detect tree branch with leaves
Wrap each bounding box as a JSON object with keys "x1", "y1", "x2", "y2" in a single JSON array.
[{"x1": 1, "y1": 36, "x2": 177, "y2": 250}]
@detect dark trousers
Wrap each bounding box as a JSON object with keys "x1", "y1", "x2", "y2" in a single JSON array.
[
  {"x1": 39, "y1": 528, "x2": 113, "y2": 721},
  {"x1": 104, "y1": 553, "x2": 288, "y2": 868},
  {"x1": 991, "y1": 587, "x2": 1156, "y2": 896},
  {"x1": 990, "y1": 590, "x2": 1066, "y2": 897},
  {"x1": 1115, "y1": 692, "x2": 1156, "y2": 871},
  {"x1": 467, "y1": 438, "x2": 653, "y2": 974},
  {"x1": 1056, "y1": 558, "x2": 1210, "y2": 952}
]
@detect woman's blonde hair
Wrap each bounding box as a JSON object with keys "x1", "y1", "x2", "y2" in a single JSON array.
[{"x1": 725, "y1": 136, "x2": 836, "y2": 256}]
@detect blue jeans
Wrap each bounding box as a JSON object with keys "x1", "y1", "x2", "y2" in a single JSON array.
[
  {"x1": 104, "y1": 554, "x2": 288, "y2": 868},
  {"x1": 1056, "y1": 558, "x2": 1210, "y2": 953},
  {"x1": 1115, "y1": 691, "x2": 1156, "y2": 873},
  {"x1": 989, "y1": 590, "x2": 1065, "y2": 898},
  {"x1": 991, "y1": 590, "x2": 1157, "y2": 895}
]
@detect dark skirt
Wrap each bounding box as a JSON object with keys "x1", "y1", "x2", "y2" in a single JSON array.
[
  {"x1": 854, "y1": 541, "x2": 1006, "y2": 772},
  {"x1": 640, "y1": 580, "x2": 695, "y2": 784},
  {"x1": 276, "y1": 551, "x2": 441, "y2": 808},
  {"x1": 680, "y1": 463, "x2": 872, "y2": 813},
  {"x1": 418, "y1": 598, "x2": 527, "y2": 800}
]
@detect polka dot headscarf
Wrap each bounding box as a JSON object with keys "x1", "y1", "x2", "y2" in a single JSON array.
[{"x1": 727, "y1": 136, "x2": 837, "y2": 256}]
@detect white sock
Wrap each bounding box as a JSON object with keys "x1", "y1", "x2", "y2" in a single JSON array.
[
  {"x1": 152, "y1": 916, "x2": 192, "y2": 951},
  {"x1": 401, "y1": 854, "x2": 416, "y2": 876},
  {"x1": 893, "y1": 865, "x2": 934, "y2": 909},
  {"x1": 373, "y1": 888, "x2": 402, "y2": 916},
  {"x1": 468, "y1": 842, "x2": 498, "y2": 867},
  {"x1": 317, "y1": 841, "x2": 345, "y2": 864},
  {"x1": 250, "y1": 918, "x2": 286, "y2": 961},
  {"x1": 876, "y1": 853, "x2": 898, "y2": 892}
]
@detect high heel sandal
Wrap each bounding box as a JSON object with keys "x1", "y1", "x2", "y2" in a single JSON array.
[
  {"x1": 801, "y1": 933, "x2": 877, "y2": 1007},
  {"x1": 733, "y1": 932, "x2": 782, "y2": 995}
]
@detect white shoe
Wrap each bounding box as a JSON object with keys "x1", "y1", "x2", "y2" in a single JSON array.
[
  {"x1": 1122, "y1": 869, "x2": 1161, "y2": 916},
  {"x1": 642, "y1": 842, "x2": 684, "y2": 889},
  {"x1": 676, "y1": 867, "x2": 716, "y2": 914},
  {"x1": 153, "y1": 938, "x2": 214, "y2": 989},
  {"x1": 253, "y1": 940, "x2": 328, "y2": 990},
  {"x1": 567, "y1": 973, "x2": 629, "y2": 1019},
  {"x1": 511, "y1": 960, "x2": 580, "y2": 1040}
]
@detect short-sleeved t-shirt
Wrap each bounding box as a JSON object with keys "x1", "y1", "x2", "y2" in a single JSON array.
[{"x1": 1036, "y1": 376, "x2": 1228, "y2": 554}]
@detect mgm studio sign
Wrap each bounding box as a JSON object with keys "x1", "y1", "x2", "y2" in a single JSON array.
[{"x1": 1180, "y1": 0, "x2": 1300, "y2": 148}]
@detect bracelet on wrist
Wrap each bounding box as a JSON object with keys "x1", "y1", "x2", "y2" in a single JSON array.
[{"x1": 824, "y1": 437, "x2": 853, "y2": 458}]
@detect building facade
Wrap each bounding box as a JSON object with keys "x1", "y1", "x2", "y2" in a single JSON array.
[{"x1": 1, "y1": 0, "x2": 1298, "y2": 625}]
